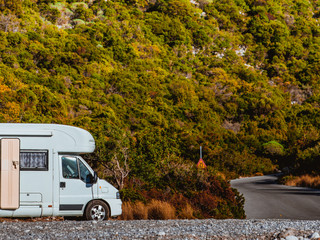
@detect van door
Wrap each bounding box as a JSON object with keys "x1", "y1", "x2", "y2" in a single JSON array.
[
  {"x1": 0, "y1": 138, "x2": 20, "y2": 210},
  {"x1": 59, "y1": 156, "x2": 95, "y2": 214}
]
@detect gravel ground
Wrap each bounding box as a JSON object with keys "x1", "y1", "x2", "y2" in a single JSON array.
[{"x1": 0, "y1": 219, "x2": 320, "y2": 239}]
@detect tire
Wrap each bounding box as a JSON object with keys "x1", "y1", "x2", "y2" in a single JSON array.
[{"x1": 85, "y1": 200, "x2": 110, "y2": 221}]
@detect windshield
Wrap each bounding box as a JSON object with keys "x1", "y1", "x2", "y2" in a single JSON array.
[
  {"x1": 79, "y1": 159, "x2": 91, "y2": 182},
  {"x1": 62, "y1": 156, "x2": 79, "y2": 179}
]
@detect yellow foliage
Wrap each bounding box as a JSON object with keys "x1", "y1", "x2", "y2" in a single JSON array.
[
  {"x1": 0, "y1": 76, "x2": 11, "y2": 93},
  {"x1": 3, "y1": 102, "x2": 21, "y2": 122},
  {"x1": 131, "y1": 42, "x2": 161, "y2": 59},
  {"x1": 0, "y1": 84, "x2": 10, "y2": 93}
]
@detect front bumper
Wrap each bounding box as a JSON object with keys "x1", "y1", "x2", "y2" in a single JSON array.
[{"x1": 107, "y1": 199, "x2": 122, "y2": 217}]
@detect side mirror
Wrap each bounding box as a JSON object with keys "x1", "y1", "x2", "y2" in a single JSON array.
[
  {"x1": 93, "y1": 171, "x2": 98, "y2": 183},
  {"x1": 89, "y1": 171, "x2": 98, "y2": 184}
]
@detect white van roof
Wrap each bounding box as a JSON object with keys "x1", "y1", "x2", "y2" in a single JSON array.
[{"x1": 0, "y1": 124, "x2": 95, "y2": 154}]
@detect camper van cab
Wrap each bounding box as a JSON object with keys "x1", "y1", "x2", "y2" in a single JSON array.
[{"x1": 0, "y1": 124, "x2": 122, "y2": 220}]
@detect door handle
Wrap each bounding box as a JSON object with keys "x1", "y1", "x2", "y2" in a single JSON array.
[
  {"x1": 60, "y1": 182, "x2": 66, "y2": 188},
  {"x1": 12, "y1": 161, "x2": 19, "y2": 169}
]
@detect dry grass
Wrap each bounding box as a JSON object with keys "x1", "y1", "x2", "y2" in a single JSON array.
[
  {"x1": 119, "y1": 201, "x2": 148, "y2": 220},
  {"x1": 178, "y1": 203, "x2": 194, "y2": 219},
  {"x1": 120, "y1": 200, "x2": 180, "y2": 220},
  {"x1": 120, "y1": 201, "x2": 134, "y2": 220},
  {"x1": 254, "y1": 172, "x2": 264, "y2": 176},
  {"x1": 132, "y1": 201, "x2": 148, "y2": 220},
  {"x1": 285, "y1": 175, "x2": 320, "y2": 189},
  {"x1": 147, "y1": 200, "x2": 176, "y2": 220},
  {"x1": 121, "y1": 200, "x2": 176, "y2": 220}
]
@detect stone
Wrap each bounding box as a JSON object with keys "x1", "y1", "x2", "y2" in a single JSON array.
[
  {"x1": 310, "y1": 232, "x2": 320, "y2": 239},
  {"x1": 285, "y1": 236, "x2": 298, "y2": 240},
  {"x1": 278, "y1": 229, "x2": 298, "y2": 239}
]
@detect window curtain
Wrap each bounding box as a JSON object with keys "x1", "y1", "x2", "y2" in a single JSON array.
[{"x1": 20, "y1": 152, "x2": 47, "y2": 169}]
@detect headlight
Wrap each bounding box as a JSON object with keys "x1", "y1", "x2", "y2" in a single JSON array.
[{"x1": 116, "y1": 192, "x2": 120, "y2": 199}]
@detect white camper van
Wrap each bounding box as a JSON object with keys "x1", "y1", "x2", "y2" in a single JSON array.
[{"x1": 0, "y1": 123, "x2": 122, "y2": 220}]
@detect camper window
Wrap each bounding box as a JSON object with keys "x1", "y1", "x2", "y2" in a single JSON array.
[
  {"x1": 62, "y1": 156, "x2": 79, "y2": 179},
  {"x1": 20, "y1": 151, "x2": 48, "y2": 171}
]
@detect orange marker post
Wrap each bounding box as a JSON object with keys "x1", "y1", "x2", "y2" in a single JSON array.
[
  {"x1": 197, "y1": 158, "x2": 207, "y2": 169},
  {"x1": 197, "y1": 146, "x2": 207, "y2": 169}
]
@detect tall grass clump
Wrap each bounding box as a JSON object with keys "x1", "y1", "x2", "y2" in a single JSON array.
[
  {"x1": 178, "y1": 202, "x2": 194, "y2": 219},
  {"x1": 120, "y1": 201, "x2": 148, "y2": 220},
  {"x1": 147, "y1": 200, "x2": 176, "y2": 220},
  {"x1": 132, "y1": 201, "x2": 148, "y2": 220},
  {"x1": 284, "y1": 175, "x2": 320, "y2": 189},
  {"x1": 120, "y1": 201, "x2": 134, "y2": 220}
]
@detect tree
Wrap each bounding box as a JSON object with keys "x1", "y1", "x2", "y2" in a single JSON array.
[
  {"x1": 0, "y1": 0, "x2": 22, "y2": 12},
  {"x1": 0, "y1": 14, "x2": 19, "y2": 32},
  {"x1": 104, "y1": 145, "x2": 130, "y2": 190},
  {"x1": 99, "y1": 131, "x2": 131, "y2": 190}
]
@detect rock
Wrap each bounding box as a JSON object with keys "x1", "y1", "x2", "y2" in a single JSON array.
[
  {"x1": 285, "y1": 236, "x2": 298, "y2": 240},
  {"x1": 310, "y1": 232, "x2": 320, "y2": 239},
  {"x1": 279, "y1": 229, "x2": 298, "y2": 238}
]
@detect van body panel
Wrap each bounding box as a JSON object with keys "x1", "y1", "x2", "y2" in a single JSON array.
[
  {"x1": 12, "y1": 206, "x2": 41, "y2": 217},
  {"x1": 0, "y1": 131, "x2": 53, "y2": 137},
  {"x1": 20, "y1": 164, "x2": 53, "y2": 217},
  {"x1": 20, "y1": 193, "x2": 42, "y2": 202},
  {"x1": 106, "y1": 199, "x2": 122, "y2": 216},
  {"x1": 0, "y1": 210, "x2": 13, "y2": 217},
  {"x1": 0, "y1": 124, "x2": 95, "y2": 154},
  {"x1": 0, "y1": 139, "x2": 20, "y2": 209},
  {"x1": 97, "y1": 179, "x2": 122, "y2": 217}
]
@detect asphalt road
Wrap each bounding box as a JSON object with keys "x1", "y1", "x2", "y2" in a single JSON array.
[{"x1": 230, "y1": 175, "x2": 320, "y2": 220}]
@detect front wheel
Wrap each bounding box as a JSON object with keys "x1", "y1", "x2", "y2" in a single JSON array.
[{"x1": 85, "y1": 200, "x2": 110, "y2": 221}]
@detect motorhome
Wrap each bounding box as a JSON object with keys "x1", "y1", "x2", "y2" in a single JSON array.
[{"x1": 0, "y1": 123, "x2": 122, "y2": 220}]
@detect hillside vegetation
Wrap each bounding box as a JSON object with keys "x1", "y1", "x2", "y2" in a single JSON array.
[{"x1": 1, "y1": 0, "x2": 320, "y2": 218}]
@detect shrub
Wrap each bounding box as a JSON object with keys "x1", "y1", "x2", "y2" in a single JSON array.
[
  {"x1": 193, "y1": 190, "x2": 219, "y2": 217},
  {"x1": 284, "y1": 175, "x2": 320, "y2": 189},
  {"x1": 170, "y1": 193, "x2": 194, "y2": 219},
  {"x1": 147, "y1": 200, "x2": 176, "y2": 220},
  {"x1": 178, "y1": 202, "x2": 194, "y2": 219},
  {"x1": 262, "y1": 141, "x2": 285, "y2": 156},
  {"x1": 120, "y1": 188, "x2": 145, "y2": 202},
  {"x1": 39, "y1": 4, "x2": 61, "y2": 24},
  {"x1": 119, "y1": 201, "x2": 149, "y2": 220},
  {"x1": 132, "y1": 201, "x2": 148, "y2": 220},
  {"x1": 279, "y1": 175, "x2": 297, "y2": 185},
  {"x1": 120, "y1": 201, "x2": 134, "y2": 220},
  {"x1": 72, "y1": 4, "x2": 94, "y2": 21}
]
